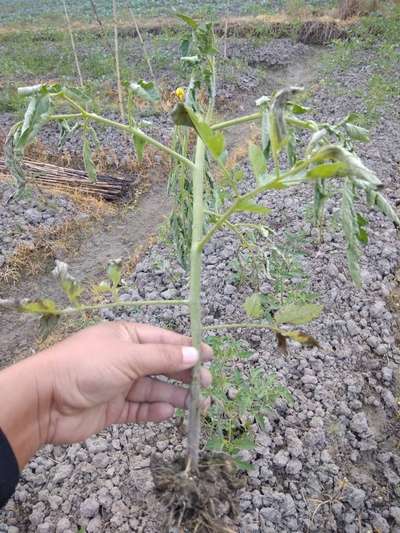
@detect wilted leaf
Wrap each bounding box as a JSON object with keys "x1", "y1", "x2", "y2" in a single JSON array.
[
  {"x1": 83, "y1": 135, "x2": 97, "y2": 182},
  {"x1": 130, "y1": 80, "x2": 160, "y2": 103},
  {"x1": 356, "y1": 213, "x2": 368, "y2": 244},
  {"x1": 248, "y1": 143, "x2": 267, "y2": 184},
  {"x1": 132, "y1": 133, "x2": 146, "y2": 163},
  {"x1": 274, "y1": 303, "x2": 323, "y2": 325},
  {"x1": 52, "y1": 260, "x2": 83, "y2": 305},
  {"x1": 232, "y1": 434, "x2": 256, "y2": 451},
  {"x1": 307, "y1": 161, "x2": 348, "y2": 179},
  {"x1": 16, "y1": 93, "x2": 50, "y2": 150},
  {"x1": 276, "y1": 332, "x2": 288, "y2": 354},
  {"x1": 279, "y1": 329, "x2": 320, "y2": 348},
  {"x1": 107, "y1": 259, "x2": 122, "y2": 288},
  {"x1": 171, "y1": 104, "x2": 225, "y2": 159}
]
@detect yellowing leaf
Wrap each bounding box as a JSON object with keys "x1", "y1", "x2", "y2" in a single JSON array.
[{"x1": 243, "y1": 294, "x2": 265, "y2": 319}]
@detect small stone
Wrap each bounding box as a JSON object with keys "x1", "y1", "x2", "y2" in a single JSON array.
[
  {"x1": 156, "y1": 440, "x2": 169, "y2": 452},
  {"x1": 370, "y1": 513, "x2": 390, "y2": 533},
  {"x1": 286, "y1": 459, "x2": 302, "y2": 475},
  {"x1": 344, "y1": 487, "x2": 366, "y2": 509},
  {"x1": 390, "y1": 507, "x2": 400, "y2": 525},
  {"x1": 53, "y1": 464, "x2": 73, "y2": 484},
  {"x1": 350, "y1": 412, "x2": 369, "y2": 435},
  {"x1": 382, "y1": 367, "x2": 393, "y2": 381},
  {"x1": 80, "y1": 497, "x2": 100, "y2": 519},
  {"x1": 273, "y1": 449, "x2": 289, "y2": 468},
  {"x1": 26, "y1": 208, "x2": 42, "y2": 224},
  {"x1": 382, "y1": 390, "x2": 397, "y2": 409},
  {"x1": 56, "y1": 518, "x2": 71, "y2": 533}
]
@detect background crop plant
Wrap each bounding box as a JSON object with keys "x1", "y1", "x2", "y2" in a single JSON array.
[{"x1": 1, "y1": 12, "x2": 399, "y2": 533}]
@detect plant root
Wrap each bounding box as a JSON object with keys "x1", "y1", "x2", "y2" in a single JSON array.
[{"x1": 151, "y1": 452, "x2": 246, "y2": 533}]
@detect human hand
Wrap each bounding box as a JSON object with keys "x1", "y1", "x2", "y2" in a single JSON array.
[
  {"x1": 43, "y1": 321, "x2": 213, "y2": 444},
  {"x1": 0, "y1": 321, "x2": 212, "y2": 468}
]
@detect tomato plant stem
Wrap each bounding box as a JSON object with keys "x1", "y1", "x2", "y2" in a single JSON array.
[{"x1": 187, "y1": 137, "x2": 206, "y2": 469}]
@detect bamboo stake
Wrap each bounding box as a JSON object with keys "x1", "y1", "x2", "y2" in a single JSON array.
[
  {"x1": 127, "y1": 0, "x2": 154, "y2": 79},
  {"x1": 89, "y1": 0, "x2": 113, "y2": 53},
  {"x1": 112, "y1": 0, "x2": 125, "y2": 121},
  {"x1": 62, "y1": 0, "x2": 84, "y2": 87}
]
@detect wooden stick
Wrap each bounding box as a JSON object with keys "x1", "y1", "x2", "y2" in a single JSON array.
[
  {"x1": 62, "y1": 0, "x2": 84, "y2": 87},
  {"x1": 113, "y1": 0, "x2": 125, "y2": 121},
  {"x1": 127, "y1": 0, "x2": 154, "y2": 78}
]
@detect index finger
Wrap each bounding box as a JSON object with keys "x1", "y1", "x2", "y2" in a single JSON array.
[{"x1": 120, "y1": 322, "x2": 213, "y2": 360}]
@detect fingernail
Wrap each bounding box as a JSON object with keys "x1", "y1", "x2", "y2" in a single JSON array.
[{"x1": 182, "y1": 346, "x2": 199, "y2": 366}]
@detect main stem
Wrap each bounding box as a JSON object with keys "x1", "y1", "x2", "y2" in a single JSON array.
[{"x1": 186, "y1": 137, "x2": 206, "y2": 470}]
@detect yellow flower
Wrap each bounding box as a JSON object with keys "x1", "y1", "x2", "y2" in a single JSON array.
[{"x1": 175, "y1": 87, "x2": 185, "y2": 102}]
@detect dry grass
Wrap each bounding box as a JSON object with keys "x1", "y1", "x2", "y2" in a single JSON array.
[
  {"x1": 0, "y1": 218, "x2": 89, "y2": 284},
  {"x1": 337, "y1": 0, "x2": 380, "y2": 19}
]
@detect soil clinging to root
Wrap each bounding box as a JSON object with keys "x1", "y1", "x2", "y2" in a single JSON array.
[{"x1": 151, "y1": 452, "x2": 245, "y2": 533}]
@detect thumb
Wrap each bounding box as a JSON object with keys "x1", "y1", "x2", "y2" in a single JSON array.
[{"x1": 127, "y1": 344, "x2": 199, "y2": 378}]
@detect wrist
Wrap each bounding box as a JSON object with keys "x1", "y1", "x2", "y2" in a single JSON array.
[{"x1": 0, "y1": 353, "x2": 53, "y2": 469}]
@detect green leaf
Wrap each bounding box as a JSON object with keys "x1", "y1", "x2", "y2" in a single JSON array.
[
  {"x1": 248, "y1": 143, "x2": 267, "y2": 184},
  {"x1": 171, "y1": 104, "x2": 225, "y2": 160},
  {"x1": 290, "y1": 102, "x2": 310, "y2": 114},
  {"x1": 243, "y1": 293, "x2": 265, "y2": 319},
  {"x1": 307, "y1": 161, "x2": 348, "y2": 179},
  {"x1": 52, "y1": 260, "x2": 83, "y2": 305},
  {"x1": 206, "y1": 435, "x2": 225, "y2": 451},
  {"x1": 274, "y1": 303, "x2": 323, "y2": 325},
  {"x1": 130, "y1": 80, "x2": 160, "y2": 103},
  {"x1": 176, "y1": 13, "x2": 198, "y2": 29},
  {"x1": 132, "y1": 133, "x2": 146, "y2": 163},
  {"x1": 232, "y1": 434, "x2": 256, "y2": 451},
  {"x1": 83, "y1": 135, "x2": 97, "y2": 182},
  {"x1": 366, "y1": 190, "x2": 400, "y2": 227},
  {"x1": 16, "y1": 93, "x2": 50, "y2": 149},
  {"x1": 19, "y1": 298, "x2": 59, "y2": 315},
  {"x1": 356, "y1": 213, "x2": 368, "y2": 244},
  {"x1": 107, "y1": 259, "x2": 122, "y2": 288},
  {"x1": 344, "y1": 122, "x2": 369, "y2": 142},
  {"x1": 341, "y1": 179, "x2": 362, "y2": 286},
  {"x1": 235, "y1": 198, "x2": 271, "y2": 215}
]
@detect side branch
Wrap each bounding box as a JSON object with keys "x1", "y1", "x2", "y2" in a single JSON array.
[{"x1": 0, "y1": 299, "x2": 189, "y2": 316}]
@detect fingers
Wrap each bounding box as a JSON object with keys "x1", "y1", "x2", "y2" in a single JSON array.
[
  {"x1": 127, "y1": 377, "x2": 189, "y2": 408},
  {"x1": 128, "y1": 402, "x2": 175, "y2": 423},
  {"x1": 167, "y1": 367, "x2": 212, "y2": 387},
  {"x1": 120, "y1": 322, "x2": 213, "y2": 361}
]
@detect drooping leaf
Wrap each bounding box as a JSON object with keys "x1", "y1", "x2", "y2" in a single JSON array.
[
  {"x1": 16, "y1": 93, "x2": 50, "y2": 150},
  {"x1": 344, "y1": 122, "x2": 369, "y2": 143},
  {"x1": 269, "y1": 87, "x2": 304, "y2": 161},
  {"x1": 274, "y1": 303, "x2": 323, "y2": 325},
  {"x1": 232, "y1": 434, "x2": 256, "y2": 451},
  {"x1": 356, "y1": 213, "x2": 368, "y2": 244},
  {"x1": 366, "y1": 190, "x2": 400, "y2": 227},
  {"x1": 341, "y1": 179, "x2": 362, "y2": 286},
  {"x1": 132, "y1": 133, "x2": 146, "y2": 163},
  {"x1": 243, "y1": 293, "x2": 265, "y2": 319},
  {"x1": 307, "y1": 161, "x2": 348, "y2": 179},
  {"x1": 130, "y1": 80, "x2": 160, "y2": 103},
  {"x1": 52, "y1": 260, "x2": 83, "y2": 305},
  {"x1": 107, "y1": 259, "x2": 122, "y2": 288},
  {"x1": 248, "y1": 143, "x2": 267, "y2": 185},
  {"x1": 83, "y1": 134, "x2": 97, "y2": 182},
  {"x1": 171, "y1": 104, "x2": 225, "y2": 160}
]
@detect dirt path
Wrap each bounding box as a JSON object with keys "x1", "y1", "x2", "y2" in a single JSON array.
[{"x1": 0, "y1": 182, "x2": 170, "y2": 367}]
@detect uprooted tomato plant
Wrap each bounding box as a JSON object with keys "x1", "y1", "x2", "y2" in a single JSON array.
[{"x1": 1, "y1": 14, "x2": 399, "y2": 532}]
